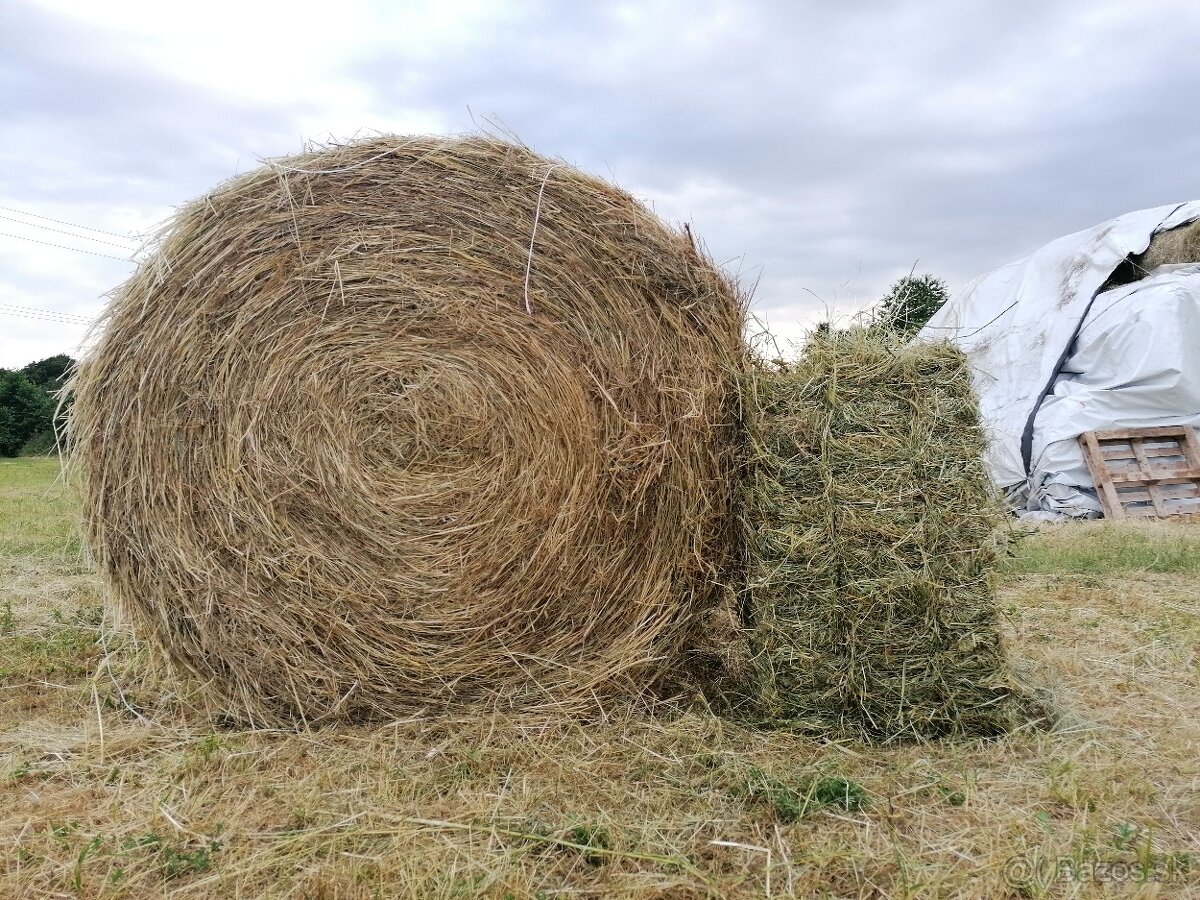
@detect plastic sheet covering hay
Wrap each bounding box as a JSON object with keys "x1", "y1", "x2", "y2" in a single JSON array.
[
  {"x1": 742, "y1": 330, "x2": 1023, "y2": 741},
  {"x1": 68, "y1": 136, "x2": 747, "y2": 725}
]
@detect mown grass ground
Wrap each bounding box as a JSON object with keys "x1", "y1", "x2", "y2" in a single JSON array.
[{"x1": 2, "y1": 456, "x2": 1199, "y2": 898}]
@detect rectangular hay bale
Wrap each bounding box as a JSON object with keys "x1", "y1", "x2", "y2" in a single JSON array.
[{"x1": 743, "y1": 330, "x2": 1023, "y2": 741}]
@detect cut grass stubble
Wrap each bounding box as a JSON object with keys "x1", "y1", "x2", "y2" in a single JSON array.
[{"x1": 4, "y1": 460, "x2": 1200, "y2": 897}]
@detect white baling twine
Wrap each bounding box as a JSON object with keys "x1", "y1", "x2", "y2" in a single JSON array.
[{"x1": 522, "y1": 165, "x2": 559, "y2": 315}]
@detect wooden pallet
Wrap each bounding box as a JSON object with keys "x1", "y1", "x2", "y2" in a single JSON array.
[{"x1": 1079, "y1": 426, "x2": 1200, "y2": 519}]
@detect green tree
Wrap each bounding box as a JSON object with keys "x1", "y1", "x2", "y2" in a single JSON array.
[
  {"x1": 17, "y1": 354, "x2": 75, "y2": 454},
  {"x1": 0, "y1": 370, "x2": 52, "y2": 457},
  {"x1": 872, "y1": 273, "x2": 949, "y2": 336},
  {"x1": 21, "y1": 353, "x2": 74, "y2": 391}
]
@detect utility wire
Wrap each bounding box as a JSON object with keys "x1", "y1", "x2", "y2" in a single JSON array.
[
  {"x1": 0, "y1": 214, "x2": 138, "y2": 250},
  {"x1": 0, "y1": 301, "x2": 93, "y2": 322},
  {"x1": 0, "y1": 231, "x2": 131, "y2": 261},
  {"x1": 0, "y1": 204, "x2": 136, "y2": 240},
  {"x1": 0, "y1": 307, "x2": 94, "y2": 326}
]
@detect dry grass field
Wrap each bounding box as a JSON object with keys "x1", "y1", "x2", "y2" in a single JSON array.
[{"x1": 2, "y1": 456, "x2": 1199, "y2": 898}]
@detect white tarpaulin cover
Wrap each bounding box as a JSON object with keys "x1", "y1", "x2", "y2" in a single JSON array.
[{"x1": 919, "y1": 201, "x2": 1200, "y2": 518}]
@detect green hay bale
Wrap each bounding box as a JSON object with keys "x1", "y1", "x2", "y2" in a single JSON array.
[{"x1": 742, "y1": 330, "x2": 1023, "y2": 742}]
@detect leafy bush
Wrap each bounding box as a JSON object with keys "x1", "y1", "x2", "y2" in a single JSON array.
[
  {"x1": 871, "y1": 273, "x2": 949, "y2": 336},
  {"x1": 0, "y1": 371, "x2": 51, "y2": 457},
  {"x1": 0, "y1": 355, "x2": 74, "y2": 456},
  {"x1": 21, "y1": 354, "x2": 74, "y2": 392}
]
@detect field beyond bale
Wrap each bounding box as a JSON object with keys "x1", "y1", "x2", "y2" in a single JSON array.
[{"x1": 2, "y1": 458, "x2": 1199, "y2": 899}]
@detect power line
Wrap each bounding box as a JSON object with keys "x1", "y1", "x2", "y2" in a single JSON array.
[
  {"x1": 0, "y1": 308, "x2": 94, "y2": 326},
  {"x1": 0, "y1": 308, "x2": 93, "y2": 325},
  {"x1": 0, "y1": 204, "x2": 136, "y2": 240},
  {"x1": 0, "y1": 231, "x2": 131, "y2": 261},
  {"x1": 0, "y1": 302, "x2": 93, "y2": 323},
  {"x1": 0, "y1": 214, "x2": 138, "y2": 250},
  {"x1": 0, "y1": 311, "x2": 90, "y2": 326}
]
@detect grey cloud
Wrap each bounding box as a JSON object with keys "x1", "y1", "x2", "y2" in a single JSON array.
[
  {"x1": 0, "y1": 2, "x2": 303, "y2": 207},
  {"x1": 350, "y1": 0, "x2": 1200, "y2": 314},
  {"x1": 2, "y1": 0, "x2": 1199, "y2": 366}
]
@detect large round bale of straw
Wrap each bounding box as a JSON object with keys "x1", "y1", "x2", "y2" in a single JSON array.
[
  {"x1": 742, "y1": 330, "x2": 1022, "y2": 741},
  {"x1": 69, "y1": 136, "x2": 747, "y2": 725}
]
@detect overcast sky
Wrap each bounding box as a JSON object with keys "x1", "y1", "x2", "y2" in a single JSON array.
[{"x1": 2, "y1": 0, "x2": 1198, "y2": 366}]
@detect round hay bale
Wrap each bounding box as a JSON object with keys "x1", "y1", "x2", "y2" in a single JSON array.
[{"x1": 70, "y1": 136, "x2": 746, "y2": 725}]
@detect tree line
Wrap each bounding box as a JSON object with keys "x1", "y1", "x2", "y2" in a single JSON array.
[{"x1": 0, "y1": 354, "x2": 74, "y2": 457}]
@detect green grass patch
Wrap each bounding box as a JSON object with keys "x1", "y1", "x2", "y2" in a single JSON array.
[
  {"x1": 734, "y1": 766, "x2": 868, "y2": 822},
  {"x1": 0, "y1": 604, "x2": 103, "y2": 679},
  {"x1": 0, "y1": 457, "x2": 80, "y2": 560},
  {"x1": 1005, "y1": 522, "x2": 1200, "y2": 576}
]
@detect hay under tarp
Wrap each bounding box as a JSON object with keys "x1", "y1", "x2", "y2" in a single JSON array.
[
  {"x1": 1103, "y1": 216, "x2": 1200, "y2": 290},
  {"x1": 1141, "y1": 217, "x2": 1200, "y2": 272},
  {"x1": 742, "y1": 330, "x2": 1023, "y2": 742},
  {"x1": 69, "y1": 135, "x2": 747, "y2": 726}
]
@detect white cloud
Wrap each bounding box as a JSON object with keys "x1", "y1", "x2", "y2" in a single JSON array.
[{"x1": 1, "y1": 0, "x2": 1199, "y2": 366}]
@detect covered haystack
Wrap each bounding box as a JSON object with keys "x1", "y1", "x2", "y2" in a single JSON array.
[
  {"x1": 69, "y1": 136, "x2": 747, "y2": 725},
  {"x1": 926, "y1": 201, "x2": 1200, "y2": 518},
  {"x1": 1140, "y1": 217, "x2": 1200, "y2": 272},
  {"x1": 742, "y1": 330, "x2": 1023, "y2": 741},
  {"x1": 1104, "y1": 216, "x2": 1200, "y2": 290}
]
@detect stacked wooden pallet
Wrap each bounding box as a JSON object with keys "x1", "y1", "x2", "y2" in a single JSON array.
[{"x1": 1079, "y1": 426, "x2": 1200, "y2": 518}]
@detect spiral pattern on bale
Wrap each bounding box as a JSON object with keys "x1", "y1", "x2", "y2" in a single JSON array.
[{"x1": 69, "y1": 136, "x2": 746, "y2": 725}]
